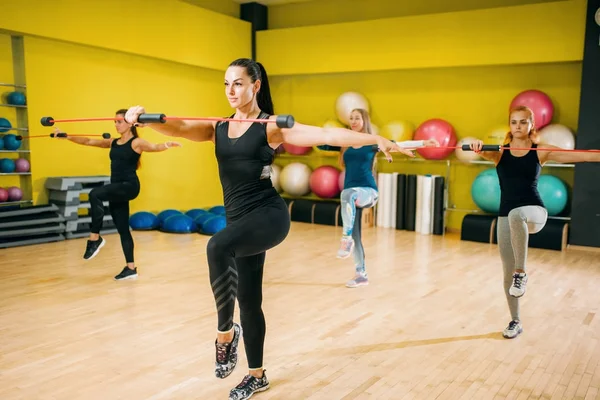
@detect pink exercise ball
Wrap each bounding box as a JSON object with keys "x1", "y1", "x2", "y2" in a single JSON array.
[
  {"x1": 509, "y1": 89, "x2": 554, "y2": 129},
  {"x1": 7, "y1": 186, "x2": 23, "y2": 201},
  {"x1": 0, "y1": 187, "x2": 8, "y2": 202},
  {"x1": 414, "y1": 118, "x2": 457, "y2": 160},
  {"x1": 338, "y1": 170, "x2": 345, "y2": 191},
  {"x1": 14, "y1": 158, "x2": 30, "y2": 172},
  {"x1": 310, "y1": 166, "x2": 341, "y2": 198},
  {"x1": 282, "y1": 143, "x2": 312, "y2": 155}
]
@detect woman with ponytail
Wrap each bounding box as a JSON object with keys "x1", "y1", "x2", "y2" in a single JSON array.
[
  {"x1": 54, "y1": 109, "x2": 181, "y2": 281},
  {"x1": 470, "y1": 105, "x2": 600, "y2": 340},
  {"x1": 124, "y1": 58, "x2": 416, "y2": 400}
]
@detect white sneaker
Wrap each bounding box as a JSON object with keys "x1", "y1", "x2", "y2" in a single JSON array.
[
  {"x1": 509, "y1": 272, "x2": 528, "y2": 298},
  {"x1": 503, "y1": 320, "x2": 523, "y2": 339}
]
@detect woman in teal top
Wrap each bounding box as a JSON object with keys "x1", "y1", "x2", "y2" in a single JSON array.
[{"x1": 336, "y1": 109, "x2": 438, "y2": 287}]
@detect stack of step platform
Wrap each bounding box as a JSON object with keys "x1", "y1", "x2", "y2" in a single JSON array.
[
  {"x1": 45, "y1": 175, "x2": 118, "y2": 239},
  {"x1": 0, "y1": 204, "x2": 66, "y2": 249}
]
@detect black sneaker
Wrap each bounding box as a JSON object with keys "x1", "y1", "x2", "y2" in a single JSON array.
[
  {"x1": 215, "y1": 322, "x2": 242, "y2": 379},
  {"x1": 83, "y1": 236, "x2": 105, "y2": 260},
  {"x1": 229, "y1": 372, "x2": 270, "y2": 400},
  {"x1": 114, "y1": 266, "x2": 137, "y2": 281}
]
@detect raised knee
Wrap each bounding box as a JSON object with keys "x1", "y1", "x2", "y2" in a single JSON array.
[
  {"x1": 507, "y1": 209, "x2": 526, "y2": 223},
  {"x1": 341, "y1": 188, "x2": 356, "y2": 202}
]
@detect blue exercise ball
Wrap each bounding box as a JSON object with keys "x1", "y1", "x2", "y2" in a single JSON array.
[
  {"x1": 157, "y1": 209, "x2": 183, "y2": 225},
  {"x1": 201, "y1": 215, "x2": 227, "y2": 235},
  {"x1": 186, "y1": 208, "x2": 209, "y2": 219},
  {"x1": 161, "y1": 214, "x2": 197, "y2": 233},
  {"x1": 194, "y1": 212, "x2": 216, "y2": 227},
  {"x1": 0, "y1": 158, "x2": 16, "y2": 173},
  {"x1": 471, "y1": 168, "x2": 501, "y2": 213},
  {"x1": 129, "y1": 211, "x2": 159, "y2": 230},
  {"x1": 0, "y1": 137, "x2": 4, "y2": 150},
  {"x1": 6, "y1": 91, "x2": 26, "y2": 106},
  {"x1": 0, "y1": 118, "x2": 12, "y2": 133},
  {"x1": 3, "y1": 134, "x2": 21, "y2": 151},
  {"x1": 208, "y1": 205, "x2": 226, "y2": 215},
  {"x1": 538, "y1": 175, "x2": 568, "y2": 216}
]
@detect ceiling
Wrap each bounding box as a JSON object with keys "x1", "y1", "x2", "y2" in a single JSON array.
[{"x1": 233, "y1": 0, "x2": 317, "y2": 5}]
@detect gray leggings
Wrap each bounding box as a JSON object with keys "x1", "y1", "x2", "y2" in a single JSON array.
[{"x1": 497, "y1": 206, "x2": 548, "y2": 321}]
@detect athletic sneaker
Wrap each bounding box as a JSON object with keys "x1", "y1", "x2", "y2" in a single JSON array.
[
  {"x1": 346, "y1": 273, "x2": 369, "y2": 288},
  {"x1": 337, "y1": 236, "x2": 354, "y2": 259},
  {"x1": 503, "y1": 320, "x2": 523, "y2": 339},
  {"x1": 229, "y1": 371, "x2": 270, "y2": 400},
  {"x1": 114, "y1": 267, "x2": 137, "y2": 281},
  {"x1": 215, "y1": 322, "x2": 242, "y2": 379},
  {"x1": 83, "y1": 236, "x2": 105, "y2": 260},
  {"x1": 509, "y1": 272, "x2": 528, "y2": 298}
]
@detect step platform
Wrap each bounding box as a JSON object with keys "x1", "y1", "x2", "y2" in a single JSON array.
[
  {"x1": 55, "y1": 202, "x2": 110, "y2": 221},
  {"x1": 45, "y1": 175, "x2": 110, "y2": 191},
  {"x1": 64, "y1": 215, "x2": 117, "y2": 239},
  {"x1": 0, "y1": 204, "x2": 67, "y2": 248}
]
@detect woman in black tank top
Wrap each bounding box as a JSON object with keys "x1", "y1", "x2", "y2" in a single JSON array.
[
  {"x1": 470, "y1": 105, "x2": 600, "y2": 340},
  {"x1": 123, "y1": 58, "x2": 423, "y2": 399},
  {"x1": 54, "y1": 109, "x2": 181, "y2": 281}
]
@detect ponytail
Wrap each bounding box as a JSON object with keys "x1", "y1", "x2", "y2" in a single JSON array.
[{"x1": 256, "y1": 62, "x2": 274, "y2": 116}]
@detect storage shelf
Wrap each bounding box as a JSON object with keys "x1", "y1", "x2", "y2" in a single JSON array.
[
  {"x1": 0, "y1": 172, "x2": 31, "y2": 176},
  {"x1": 447, "y1": 207, "x2": 571, "y2": 221},
  {"x1": 0, "y1": 104, "x2": 26, "y2": 109},
  {"x1": 0, "y1": 200, "x2": 33, "y2": 206},
  {"x1": 0, "y1": 127, "x2": 28, "y2": 132},
  {"x1": 280, "y1": 193, "x2": 340, "y2": 202},
  {"x1": 0, "y1": 150, "x2": 30, "y2": 153},
  {"x1": 0, "y1": 83, "x2": 26, "y2": 88}
]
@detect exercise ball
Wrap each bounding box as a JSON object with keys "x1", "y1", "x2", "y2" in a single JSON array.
[
  {"x1": 538, "y1": 124, "x2": 575, "y2": 150},
  {"x1": 310, "y1": 165, "x2": 341, "y2": 198},
  {"x1": 380, "y1": 120, "x2": 415, "y2": 143},
  {"x1": 0, "y1": 137, "x2": 3, "y2": 150},
  {"x1": 157, "y1": 209, "x2": 183, "y2": 225},
  {"x1": 414, "y1": 119, "x2": 457, "y2": 160},
  {"x1": 455, "y1": 137, "x2": 481, "y2": 162},
  {"x1": 538, "y1": 175, "x2": 568, "y2": 216},
  {"x1": 280, "y1": 162, "x2": 312, "y2": 196},
  {"x1": 14, "y1": 158, "x2": 30, "y2": 173},
  {"x1": 6, "y1": 91, "x2": 26, "y2": 106},
  {"x1": 0, "y1": 187, "x2": 8, "y2": 202},
  {"x1": 0, "y1": 158, "x2": 16, "y2": 173},
  {"x1": 7, "y1": 186, "x2": 23, "y2": 201},
  {"x1": 471, "y1": 169, "x2": 501, "y2": 213},
  {"x1": 129, "y1": 211, "x2": 159, "y2": 230},
  {"x1": 510, "y1": 89, "x2": 554, "y2": 129},
  {"x1": 194, "y1": 212, "x2": 216, "y2": 227},
  {"x1": 185, "y1": 208, "x2": 209, "y2": 219},
  {"x1": 201, "y1": 215, "x2": 227, "y2": 235},
  {"x1": 282, "y1": 143, "x2": 312, "y2": 155},
  {"x1": 209, "y1": 205, "x2": 226, "y2": 215},
  {"x1": 487, "y1": 125, "x2": 510, "y2": 145},
  {"x1": 270, "y1": 164, "x2": 282, "y2": 192},
  {"x1": 338, "y1": 170, "x2": 346, "y2": 191},
  {"x1": 335, "y1": 92, "x2": 369, "y2": 125},
  {"x1": 0, "y1": 118, "x2": 11, "y2": 133},
  {"x1": 161, "y1": 214, "x2": 197, "y2": 233},
  {"x1": 3, "y1": 134, "x2": 21, "y2": 151}
]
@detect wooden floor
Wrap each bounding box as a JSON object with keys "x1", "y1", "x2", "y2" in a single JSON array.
[{"x1": 1, "y1": 223, "x2": 600, "y2": 400}]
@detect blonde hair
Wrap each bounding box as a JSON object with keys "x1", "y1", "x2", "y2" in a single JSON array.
[{"x1": 504, "y1": 105, "x2": 540, "y2": 145}]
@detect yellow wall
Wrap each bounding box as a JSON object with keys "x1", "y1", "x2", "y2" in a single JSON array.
[
  {"x1": 258, "y1": 0, "x2": 585, "y2": 75},
  {"x1": 180, "y1": 0, "x2": 240, "y2": 18},
  {"x1": 270, "y1": 62, "x2": 582, "y2": 230},
  {"x1": 25, "y1": 36, "x2": 232, "y2": 213},
  {"x1": 1, "y1": 0, "x2": 250, "y2": 72},
  {"x1": 268, "y1": 0, "x2": 564, "y2": 28}
]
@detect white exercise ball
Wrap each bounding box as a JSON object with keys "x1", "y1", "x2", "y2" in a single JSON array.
[
  {"x1": 455, "y1": 136, "x2": 481, "y2": 162},
  {"x1": 280, "y1": 162, "x2": 312, "y2": 196},
  {"x1": 335, "y1": 92, "x2": 369, "y2": 125},
  {"x1": 270, "y1": 164, "x2": 282, "y2": 192},
  {"x1": 538, "y1": 124, "x2": 575, "y2": 149}
]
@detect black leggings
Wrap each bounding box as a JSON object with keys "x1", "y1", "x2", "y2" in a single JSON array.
[
  {"x1": 207, "y1": 197, "x2": 290, "y2": 369},
  {"x1": 89, "y1": 180, "x2": 140, "y2": 263}
]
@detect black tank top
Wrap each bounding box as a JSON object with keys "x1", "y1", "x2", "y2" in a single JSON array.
[
  {"x1": 214, "y1": 112, "x2": 280, "y2": 221},
  {"x1": 496, "y1": 143, "x2": 544, "y2": 216},
  {"x1": 109, "y1": 136, "x2": 140, "y2": 183}
]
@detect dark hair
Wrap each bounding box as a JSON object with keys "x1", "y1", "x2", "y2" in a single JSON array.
[
  {"x1": 228, "y1": 58, "x2": 274, "y2": 116},
  {"x1": 115, "y1": 108, "x2": 141, "y2": 169}
]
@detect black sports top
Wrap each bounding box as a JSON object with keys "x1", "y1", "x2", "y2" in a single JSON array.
[
  {"x1": 109, "y1": 136, "x2": 140, "y2": 183},
  {"x1": 214, "y1": 112, "x2": 280, "y2": 221},
  {"x1": 496, "y1": 143, "x2": 544, "y2": 216}
]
